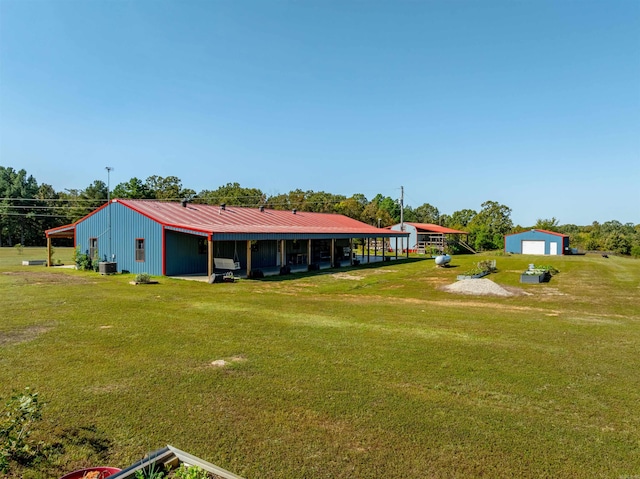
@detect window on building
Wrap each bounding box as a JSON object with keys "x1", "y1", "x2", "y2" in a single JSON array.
[
  {"x1": 198, "y1": 238, "x2": 208, "y2": 255},
  {"x1": 89, "y1": 238, "x2": 98, "y2": 260},
  {"x1": 135, "y1": 238, "x2": 145, "y2": 262}
]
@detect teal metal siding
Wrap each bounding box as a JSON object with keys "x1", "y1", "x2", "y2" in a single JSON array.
[
  {"x1": 165, "y1": 231, "x2": 208, "y2": 276},
  {"x1": 250, "y1": 240, "x2": 278, "y2": 268},
  {"x1": 76, "y1": 202, "x2": 164, "y2": 275},
  {"x1": 76, "y1": 208, "x2": 109, "y2": 262},
  {"x1": 112, "y1": 202, "x2": 163, "y2": 275},
  {"x1": 505, "y1": 230, "x2": 567, "y2": 255}
]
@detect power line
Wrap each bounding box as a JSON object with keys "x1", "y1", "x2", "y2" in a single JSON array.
[
  {"x1": 1, "y1": 205, "x2": 101, "y2": 210},
  {"x1": 0, "y1": 212, "x2": 85, "y2": 218},
  {"x1": 0, "y1": 197, "x2": 108, "y2": 203}
]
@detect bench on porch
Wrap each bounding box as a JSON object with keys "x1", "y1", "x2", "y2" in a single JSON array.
[{"x1": 214, "y1": 258, "x2": 241, "y2": 270}]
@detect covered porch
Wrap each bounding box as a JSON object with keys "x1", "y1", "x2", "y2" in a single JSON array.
[
  {"x1": 44, "y1": 224, "x2": 76, "y2": 267},
  {"x1": 165, "y1": 231, "x2": 410, "y2": 280}
]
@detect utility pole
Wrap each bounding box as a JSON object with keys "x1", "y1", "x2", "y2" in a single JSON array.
[
  {"x1": 400, "y1": 185, "x2": 404, "y2": 230},
  {"x1": 106, "y1": 167, "x2": 113, "y2": 261},
  {"x1": 400, "y1": 185, "x2": 405, "y2": 252}
]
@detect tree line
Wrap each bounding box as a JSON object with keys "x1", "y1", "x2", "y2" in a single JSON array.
[{"x1": 1, "y1": 166, "x2": 639, "y2": 256}]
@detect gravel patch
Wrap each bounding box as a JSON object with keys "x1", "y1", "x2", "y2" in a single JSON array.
[{"x1": 442, "y1": 278, "x2": 514, "y2": 297}]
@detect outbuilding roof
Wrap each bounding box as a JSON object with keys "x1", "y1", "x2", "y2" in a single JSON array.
[
  {"x1": 505, "y1": 229, "x2": 569, "y2": 238},
  {"x1": 403, "y1": 222, "x2": 468, "y2": 235}
]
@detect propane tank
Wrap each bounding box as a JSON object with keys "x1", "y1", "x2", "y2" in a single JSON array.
[{"x1": 434, "y1": 254, "x2": 451, "y2": 266}]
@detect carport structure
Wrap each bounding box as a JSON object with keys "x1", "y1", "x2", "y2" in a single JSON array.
[
  {"x1": 46, "y1": 199, "x2": 410, "y2": 278},
  {"x1": 389, "y1": 222, "x2": 475, "y2": 254}
]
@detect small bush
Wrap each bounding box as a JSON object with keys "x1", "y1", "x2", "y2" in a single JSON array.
[
  {"x1": 73, "y1": 248, "x2": 93, "y2": 271},
  {"x1": 174, "y1": 464, "x2": 210, "y2": 479},
  {"x1": 534, "y1": 264, "x2": 559, "y2": 275},
  {"x1": 477, "y1": 260, "x2": 497, "y2": 272},
  {"x1": 0, "y1": 388, "x2": 43, "y2": 473},
  {"x1": 135, "y1": 273, "x2": 152, "y2": 284}
]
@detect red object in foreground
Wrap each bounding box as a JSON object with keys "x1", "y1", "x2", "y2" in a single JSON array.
[{"x1": 59, "y1": 467, "x2": 121, "y2": 479}]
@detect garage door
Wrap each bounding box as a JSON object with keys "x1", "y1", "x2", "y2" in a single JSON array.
[{"x1": 522, "y1": 240, "x2": 545, "y2": 255}]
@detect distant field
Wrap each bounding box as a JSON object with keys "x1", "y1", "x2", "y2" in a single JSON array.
[{"x1": 1, "y1": 247, "x2": 639, "y2": 478}]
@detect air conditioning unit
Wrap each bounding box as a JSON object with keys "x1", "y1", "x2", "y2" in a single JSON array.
[{"x1": 98, "y1": 262, "x2": 117, "y2": 274}]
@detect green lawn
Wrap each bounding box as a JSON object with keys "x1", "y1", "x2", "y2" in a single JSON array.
[{"x1": 1, "y1": 248, "x2": 639, "y2": 478}]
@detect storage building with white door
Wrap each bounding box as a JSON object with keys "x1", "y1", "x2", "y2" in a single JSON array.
[{"x1": 504, "y1": 229, "x2": 570, "y2": 255}]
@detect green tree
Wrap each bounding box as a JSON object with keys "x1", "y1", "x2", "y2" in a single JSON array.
[
  {"x1": 583, "y1": 232, "x2": 602, "y2": 251},
  {"x1": 375, "y1": 195, "x2": 400, "y2": 223},
  {"x1": 265, "y1": 192, "x2": 292, "y2": 211},
  {"x1": 145, "y1": 175, "x2": 193, "y2": 201},
  {"x1": 0, "y1": 167, "x2": 39, "y2": 246},
  {"x1": 402, "y1": 205, "x2": 417, "y2": 222},
  {"x1": 414, "y1": 203, "x2": 440, "y2": 224},
  {"x1": 468, "y1": 201, "x2": 513, "y2": 251},
  {"x1": 62, "y1": 180, "x2": 108, "y2": 222},
  {"x1": 197, "y1": 182, "x2": 265, "y2": 206},
  {"x1": 534, "y1": 217, "x2": 560, "y2": 232},
  {"x1": 448, "y1": 209, "x2": 477, "y2": 229},
  {"x1": 111, "y1": 177, "x2": 154, "y2": 199},
  {"x1": 305, "y1": 191, "x2": 346, "y2": 213},
  {"x1": 604, "y1": 231, "x2": 631, "y2": 255},
  {"x1": 361, "y1": 195, "x2": 395, "y2": 227},
  {"x1": 335, "y1": 194, "x2": 368, "y2": 220}
]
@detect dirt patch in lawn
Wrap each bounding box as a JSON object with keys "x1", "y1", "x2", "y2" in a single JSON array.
[
  {"x1": 1, "y1": 270, "x2": 92, "y2": 285},
  {"x1": 333, "y1": 273, "x2": 364, "y2": 281},
  {"x1": 0, "y1": 324, "x2": 53, "y2": 347},
  {"x1": 210, "y1": 355, "x2": 247, "y2": 368}
]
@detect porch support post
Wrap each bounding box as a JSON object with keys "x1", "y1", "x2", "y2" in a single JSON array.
[
  {"x1": 349, "y1": 238, "x2": 353, "y2": 266},
  {"x1": 307, "y1": 239, "x2": 312, "y2": 265},
  {"x1": 208, "y1": 235, "x2": 213, "y2": 278},
  {"x1": 280, "y1": 240, "x2": 286, "y2": 267},
  {"x1": 47, "y1": 236, "x2": 52, "y2": 267},
  {"x1": 246, "y1": 240, "x2": 252, "y2": 278},
  {"x1": 330, "y1": 239, "x2": 335, "y2": 267},
  {"x1": 374, "y1": 237, "x2": 378, "y2": 260},
  {"x1": 395, "y1": 237, "x2": 398, "y2": 260},
  {"x1": 406, "y1": 238, "x2": 410, "y2": 259},
  {"x1": 367, "y1": 238, "x2": 370, "y2": 264}
]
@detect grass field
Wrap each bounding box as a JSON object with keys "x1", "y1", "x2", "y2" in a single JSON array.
[{"x1": 1, "y1": 247, "x2": 639, "y2": 478}]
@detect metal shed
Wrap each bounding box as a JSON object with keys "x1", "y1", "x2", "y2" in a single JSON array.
[
  {"x1": 46, "y1": 199, "x2": 409, "y2": 277},
  {"x1": 504, "y1": 229, "x2": 570, "y2": 255}
]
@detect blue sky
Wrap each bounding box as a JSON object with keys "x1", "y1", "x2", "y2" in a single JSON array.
[{"x1": 1, "y1": 0, "x2": 638, "y2": 226}]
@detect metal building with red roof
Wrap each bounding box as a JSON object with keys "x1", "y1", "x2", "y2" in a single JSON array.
[
  {"x1": 388, "y1": 222, "x2": 475, "y2": 255},
  {"x1": 504, "y1": 229, "x2": 570, "y2": 255},
  {"x1": 46, "y1": 199, "x2": 409, "y2": 277}
]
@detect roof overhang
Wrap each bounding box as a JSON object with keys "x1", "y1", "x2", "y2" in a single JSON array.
[
  {"x1": 401, "y1": 223, "x2": 468, "y2": 235},
  {"x1": 45, "y1": 224, "x2": 75, "y2": 239}
]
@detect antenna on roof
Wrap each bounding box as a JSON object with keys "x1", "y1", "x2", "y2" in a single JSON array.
[{"x1": 181, "y1": 198, "x2": 189, "y2": 208}]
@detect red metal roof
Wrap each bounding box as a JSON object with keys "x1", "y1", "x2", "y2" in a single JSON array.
[
  {"x1": 118, "y1": 199, "x2": 406, "y2": 236},
  {"x1": 44, "y1": 224, "x2": 76, "y2": 237},
  {"x1": 404, "y1": 223, "x2": 468, "y2": 235},
  {"x1": 533, "y1": 229, "x2": 569, "y2": 238},
  {"x1": 504, "y1": 229, "x2": 569, "y2": 238}
]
